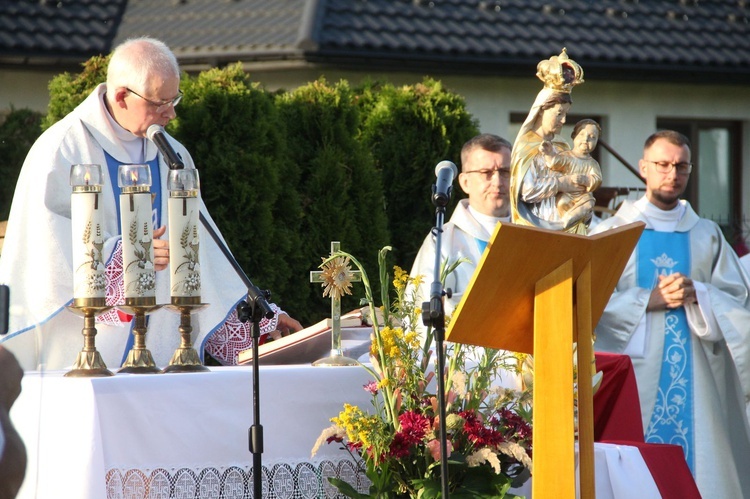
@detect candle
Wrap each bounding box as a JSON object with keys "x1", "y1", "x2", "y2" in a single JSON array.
[
  {"x1": 70, "y1": 164, "x2": 106, "y2": 303},
  {"x1": 168, "y1": 169, "x2": 201, "y2": 304},
  {"x1": 118, "y1": 164, "x2": 156, "y2": 300}
]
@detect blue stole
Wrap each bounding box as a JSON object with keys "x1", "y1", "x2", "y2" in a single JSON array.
[
  {"x1": 637, "y1": 229, "x2": 695, "y2": 473},
  {"x1": 104, "y1": 151, "x2": 161, "y2": 363},
  {"x1": 104, "y1": 151, "x2": 162, "y2": 233},
  {"x1": 475, "y1": 238, "x2": 488, "y2": 255}
]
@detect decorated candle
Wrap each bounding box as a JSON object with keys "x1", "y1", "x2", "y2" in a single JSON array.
[
  {"x1": 167, "y1": 169, "x2": 201, "y2": 303},
  {"x1": 118, "y1": 164, "x2": 156, "y2": 300},
  {"x1": 70, "y1": 164, "x2": 107, "y2": 303}
]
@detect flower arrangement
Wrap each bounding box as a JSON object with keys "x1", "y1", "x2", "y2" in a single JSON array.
[{"x1": 312, "y1": 247, "x2": 533, "y2": 498}]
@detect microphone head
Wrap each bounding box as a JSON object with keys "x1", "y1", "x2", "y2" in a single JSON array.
[
  {"x1": 435, "y1": 160, "x2": 457, "y2": 177},
  {"x1": 146, "y1": 124, "x2": 165, "y2": 141}
]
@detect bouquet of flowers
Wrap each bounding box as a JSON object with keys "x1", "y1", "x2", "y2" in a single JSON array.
[{"x1": 312, "y1": 247, "x2": 533, "y2": 498}]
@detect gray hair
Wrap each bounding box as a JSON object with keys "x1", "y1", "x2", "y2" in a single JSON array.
[{"x1": 106, "y1": 37, "x2": 180, "y2": 100}]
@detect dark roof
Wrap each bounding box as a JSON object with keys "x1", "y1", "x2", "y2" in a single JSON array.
[
  {"x1": 309, "y1": 0, "x2": 750, "y2": 84},
  {"x1": 0, "y1": 0, "x2": 126, "y2": 70},
  {"x1": 3, "y1": 0, "x2": 750, "y2": 84}
]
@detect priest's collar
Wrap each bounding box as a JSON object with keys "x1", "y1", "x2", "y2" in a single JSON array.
[
  {"x1": 102, "y1": 92, "x2": 148, "y2": 164},
  {"x1": 468, "y1": 205, "x2": 509, "y2": 239},
  {"x1": 634, "y1": 196, "x2": 686, "y2": 231}
]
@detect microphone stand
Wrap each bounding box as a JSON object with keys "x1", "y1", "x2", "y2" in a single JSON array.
[
  {"x1": 421, "y1": 187, "x2": 452, "y2": 499},
  {"x1": 198, "y1": 212, "x2": 273, "y2": 498},
  {"x1": 153, "y1": 136, "x2": 273, "y2": 495}
]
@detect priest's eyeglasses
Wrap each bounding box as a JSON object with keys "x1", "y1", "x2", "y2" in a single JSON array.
[
  {"x1": 645, "y1": 160, "x2": 692, "y2": 175},
  {"x1": 465, "y1": 167, "x2": 511, "y2": 181},
  {"x1": 127, "y1": 88, "x2": 183, "y2": 113}
]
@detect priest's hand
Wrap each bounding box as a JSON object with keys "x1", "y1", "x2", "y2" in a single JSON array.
[
  {"x1": 153, "y1": 226, "x2": 169, "y2": 271},
  {"x1": 647, "y1": 272, "x2": 697, "y2": 311},
  {"x1": 274, "y1": 313, "x2": 303, "y2": 338}
]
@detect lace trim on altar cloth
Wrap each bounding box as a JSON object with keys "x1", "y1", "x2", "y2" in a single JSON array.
[{"x1": 105, "y1": 459, "x2": 370, "y2": 498}]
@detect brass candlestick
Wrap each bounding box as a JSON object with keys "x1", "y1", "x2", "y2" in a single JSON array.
[
  {"x1": 65, "y1": 298, "x2": 113, "y2": 377},
  {"x1": 163, "y1": 298, "x2": 209, "y2": 373},
  {"x1": 118, "y1": 297, "x2": 162, "y2": 374}
]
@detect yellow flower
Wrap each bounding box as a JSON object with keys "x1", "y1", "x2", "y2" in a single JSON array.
[
  {"x1": 319, "y1": 256, "x2": 356, "y2": 300},
  {"x1": 392, "y1": 265, "x2": 409, "y2": 291}
]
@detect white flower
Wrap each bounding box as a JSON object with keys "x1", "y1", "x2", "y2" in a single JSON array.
[
  {"x1": 451, "y1": 371, "x2": 467, "y2": 398},
  {"x1": 311, "y1": 425, "x2": 346, "y2": 457},
  {"x1": 466, "y1": 447, "x2": 501, "y2": 474},
  {"x1": 497, "y1": 441, "x2": 533, "y2": 471}
]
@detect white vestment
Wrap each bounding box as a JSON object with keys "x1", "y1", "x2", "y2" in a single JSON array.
[
  {"x1": 410, "y1": 199, "x2": 505, "y2": 318},
  {"x1": 591, "y1": 197, "x2": 750, "y2": 498},
  {"x1": 0, "y1": 84, "x2": 268, "y2": 370},
  {"x1": 409, "y1": 199, "x2": 520, "y2": 390}
]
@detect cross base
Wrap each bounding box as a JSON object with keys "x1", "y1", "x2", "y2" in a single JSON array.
[{"x1": 312, "y1": 350, "x2": 359, "y2": 367}]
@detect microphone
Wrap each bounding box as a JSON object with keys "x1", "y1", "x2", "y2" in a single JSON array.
[
  {"x1": 147, "y1": 124, "x2": 184, "y2": 170},
  {"x1": 432, "y1": 160, "x2": 458, "y2": 207}
]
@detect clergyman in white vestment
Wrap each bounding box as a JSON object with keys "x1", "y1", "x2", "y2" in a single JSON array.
[{"x1": 590, "y1": 130, "x2": 750, "y2": 498}]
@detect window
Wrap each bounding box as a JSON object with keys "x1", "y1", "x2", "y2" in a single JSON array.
[{"x1": 657, "y1": 119, "x2": 742, "y2": 238}]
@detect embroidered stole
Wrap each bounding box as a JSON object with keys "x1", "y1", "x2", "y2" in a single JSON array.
[{"x1": 637, "y1": 229, "x2": 695, "y2": 473}]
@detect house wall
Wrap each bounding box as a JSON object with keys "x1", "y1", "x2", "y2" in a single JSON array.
[{"x1": 0, "y1": 69, "x2": 57, "y2": 115}]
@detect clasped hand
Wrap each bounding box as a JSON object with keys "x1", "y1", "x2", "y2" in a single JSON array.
[{"x1": 647, "y1": 272, "x2": 697, "y2": 311}]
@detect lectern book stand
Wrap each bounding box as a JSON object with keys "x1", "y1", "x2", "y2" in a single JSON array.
[{"x1": 446, "y1": 221, "x2": 644, "y2": 499}]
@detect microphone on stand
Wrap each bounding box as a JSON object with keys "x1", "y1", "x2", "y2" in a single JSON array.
[
  {"x1": 432, "y1": 160, "x2": 458, "y2": 208},
  {"x1": 147, "y1": 124, "x2": 184, "y2": 170}
]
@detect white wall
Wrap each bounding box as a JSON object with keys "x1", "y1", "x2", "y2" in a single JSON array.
[{"x1": 0, "y1": 69, "x2": 56, "y2": 114}]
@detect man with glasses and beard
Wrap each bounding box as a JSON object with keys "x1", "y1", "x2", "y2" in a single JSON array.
[{"x1": 590, "y1": 130, "x2": 750, "y2": 498}]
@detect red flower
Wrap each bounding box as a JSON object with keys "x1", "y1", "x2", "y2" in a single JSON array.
[
  {"x1": 387, "y1": 410, "x2": 431, "y2": 458},
  {"x1": 398, "y1": 410, "x2": 430, "y2": 442},
  {"x1": 460, "y1": 410, "x2": 504, "y2": 448}
]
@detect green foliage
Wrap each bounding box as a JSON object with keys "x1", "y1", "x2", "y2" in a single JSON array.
[
  {"x1": 276, "y1": 78, "x2": 390, "y2": 323},
  {"x1": 171, "y1": 64, "x2": 303, "y2": 316},
  {"x1": 0, "y1": 108, "x2": 43, "y2": 220},
  {"x1": 357, "y1": 78, "x2": 479, "y2": 267},
  {"x1": 43, "y1": 55, "x2": 109, "y2": 130}
]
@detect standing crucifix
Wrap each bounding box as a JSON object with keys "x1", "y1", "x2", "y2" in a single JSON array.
[{"x1": 309, "y1": 241, "x2": 362, "y2": 366}]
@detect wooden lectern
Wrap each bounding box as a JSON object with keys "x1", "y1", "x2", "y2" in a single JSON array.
[{"x1": 445, "y1": 221, "x2": 644, "y2": 499}]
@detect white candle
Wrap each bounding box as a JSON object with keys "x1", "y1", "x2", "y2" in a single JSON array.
[
  {"x1": 70, "y1": 164, "x2": 106, "y2": 302},
  {"x1": 168, "y1": 169, "x2": 201, "y2": 303},
  {"x1": 118, "y1": 164, "x2": 156, "y2": 300}
]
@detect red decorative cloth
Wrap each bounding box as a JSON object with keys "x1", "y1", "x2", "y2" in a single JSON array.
[{"x1": 593, "y1": 352, "x2": 644, "y2": 442}]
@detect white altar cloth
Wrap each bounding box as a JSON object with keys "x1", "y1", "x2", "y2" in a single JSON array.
[{"x1": 11, "y1": 366, "x2": 662, "y2": 498}]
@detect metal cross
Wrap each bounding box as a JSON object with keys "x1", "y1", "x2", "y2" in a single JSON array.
[{"x1": 309, "y1": 241, "x2": 362, "y2": 365}]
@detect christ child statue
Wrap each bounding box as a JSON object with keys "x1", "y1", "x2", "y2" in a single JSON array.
[{"x1": 540, "y1": 119, "x2": 602, "y2": 230}]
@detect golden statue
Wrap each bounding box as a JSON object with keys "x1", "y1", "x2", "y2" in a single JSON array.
[{"x1": 510, "y1": 48, "x2": 596, "y2": 235}]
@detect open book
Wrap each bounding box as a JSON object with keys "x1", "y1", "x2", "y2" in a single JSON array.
[{"x1": 237, "y1": 309, "x2": 370, "y2": 365}]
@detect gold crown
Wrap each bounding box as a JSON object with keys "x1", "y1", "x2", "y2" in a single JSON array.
[{"x1": 536, "y1": 48, "x2": 584, "y2": 93}]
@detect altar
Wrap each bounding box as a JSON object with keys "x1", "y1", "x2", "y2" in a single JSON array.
[{"x1": 10, "y1": 351, "x2": 700, "y2": 498}]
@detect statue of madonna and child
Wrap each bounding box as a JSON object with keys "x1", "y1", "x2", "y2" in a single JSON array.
[{"x1": 510, "y1": 48, "x2": 602, "y2": 235}]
